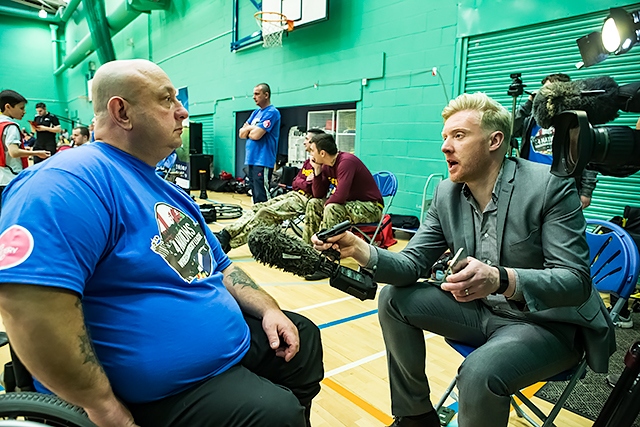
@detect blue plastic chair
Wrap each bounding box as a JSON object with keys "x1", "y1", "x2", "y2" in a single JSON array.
[
  {"x1": 434, "y1": 219, "x2": 640, "y2": 427},
  {"x1": 351, "y1": 171, "x2": 398, "y2": 245}
]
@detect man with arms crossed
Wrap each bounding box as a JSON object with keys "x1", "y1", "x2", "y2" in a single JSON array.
[
  {"x1": 313, "y1": 93, "x2": 614, "y2": 427},
  {"x1": 0, "y1": 59, "x2": 323, "y2": 427},
  {"x1": 239, "y1": 83, "x2": 281, "y2": 204}
]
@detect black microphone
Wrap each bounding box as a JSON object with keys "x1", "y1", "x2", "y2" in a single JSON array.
[
  {"x1": 533, "y1": 76, "x2": 621, "y2": 128},
  {"x1": 247, "y1": 225, "x2": 377, "y2": 301}
]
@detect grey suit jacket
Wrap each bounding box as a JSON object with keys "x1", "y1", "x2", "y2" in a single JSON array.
[{"x1": 374, "y1": 157, "x2": 615, "y2": 373}]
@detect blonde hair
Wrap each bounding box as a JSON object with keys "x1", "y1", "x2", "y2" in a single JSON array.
[{"x1": 442, "y1": 92, "x2": 512, "y2": 145}]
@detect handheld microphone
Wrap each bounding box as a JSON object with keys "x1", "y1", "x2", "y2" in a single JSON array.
[
  {"x1": 247, "y1": 225, "x2": 377, "y2": 301},
  {"x1": 532, "y1": 76, "x2": 621, "y2": 128}
]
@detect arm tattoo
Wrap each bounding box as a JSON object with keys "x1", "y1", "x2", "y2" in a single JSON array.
[
  {"x1": 78, "y1": 333, "x2": 100, "y2": 366},
  {"x1": 74, "y1": 299, "x2": 103, "y2": 369},
  {"x1": 228, "y1": 268, "x2": 261, "y2": 291}
]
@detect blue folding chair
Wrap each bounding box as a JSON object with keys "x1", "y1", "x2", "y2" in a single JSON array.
[
  {"x1": 434, "y1": 218, "x2": 640, "y2": 427},
  {"x1": 351, "y1": 171, "x2": 398, "y2": 245}
]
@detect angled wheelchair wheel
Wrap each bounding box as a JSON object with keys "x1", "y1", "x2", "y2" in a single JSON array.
[{"x1": 0, "y1": 392, "x2": 95, "y2": 427}]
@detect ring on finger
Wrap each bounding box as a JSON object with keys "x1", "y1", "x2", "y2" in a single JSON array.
[{"x1": 464, "y1": 288, "x2": 469, "y2": 296}]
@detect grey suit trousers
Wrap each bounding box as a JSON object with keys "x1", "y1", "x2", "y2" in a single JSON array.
[{"x1": 378, "y1": 283, "x2": 583, "y2": 427}]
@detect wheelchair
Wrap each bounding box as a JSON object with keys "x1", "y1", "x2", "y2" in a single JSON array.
[{"x1": 0, "y1": 332, "x2": 95, "y2": 426}]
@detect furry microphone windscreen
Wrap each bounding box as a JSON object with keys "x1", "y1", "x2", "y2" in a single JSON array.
[
  {"x1": 533, "y1": 76, "x2": 621, "y2": 128},
  {"x1": 248, "y1": 225, "x2": 321, "y2": 277}
]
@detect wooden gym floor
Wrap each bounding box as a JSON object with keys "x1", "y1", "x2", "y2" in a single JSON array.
[{"x1": 0, "y1": 189, "x2": 597, "y2": 426}]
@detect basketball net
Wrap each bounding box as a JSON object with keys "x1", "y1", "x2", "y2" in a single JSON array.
[{"x1": 254, "y1": 11, "x2": 293, "y2": 48}]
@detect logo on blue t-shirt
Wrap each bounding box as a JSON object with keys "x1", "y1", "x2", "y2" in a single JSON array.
[
  {"x1": 528, "y1": 124, "x2": 554, "y2": 165},
  {"x1": 150, "y1": 203, "x2": 213, "y2": 282}
]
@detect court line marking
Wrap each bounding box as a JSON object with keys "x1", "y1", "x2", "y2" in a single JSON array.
[
  {"x1": 318, "y1": 309, "x2": 378, "y2": 329},
  {"x1": 325, "y1": 350, "x2": 385, "y2": 378},
  {"x1": 322, "y1": 333, "x2": 436, "y2": 424},
  {"x1": 295, "y1": 296, "x2": 354, "y2": 312},
  {"x1": 321, "y1": 377, "x2": 394, "y2": 425},
  {"x1": 324, "y1": 333, "x2": 436, "y2": 378}
]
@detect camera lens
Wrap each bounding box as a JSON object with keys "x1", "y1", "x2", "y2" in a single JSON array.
[
  {"x1": 551, "y1": 110, "x2": 640, "y2": 178},
  {"x1": 551, "y1": 111, "x2": 593, "y2": 178}
]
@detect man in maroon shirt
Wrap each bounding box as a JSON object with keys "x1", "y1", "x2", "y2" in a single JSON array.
[
  {"x1": 302, "y1": 133, "x2": 383, "y2": 279},
  {"x1": 215, "y1": 129, "x2": 324, "y2": 252}
]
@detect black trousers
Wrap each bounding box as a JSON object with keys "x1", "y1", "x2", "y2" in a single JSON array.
[
  {"x1": 33, "y1": 141, "x2": 56, "y2": 164},
  {"x1": 127, "y1": 311, "x2": 324, "y2": 427}
]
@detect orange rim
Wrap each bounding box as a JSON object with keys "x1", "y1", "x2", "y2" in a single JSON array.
[{"x1": 254, "y1": 11, "x2": 294, "y2": 31}]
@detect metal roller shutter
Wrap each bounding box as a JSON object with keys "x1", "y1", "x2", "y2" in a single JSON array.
[{"x1": 462, "y1": 3, "x2": 640, "y2": 220}]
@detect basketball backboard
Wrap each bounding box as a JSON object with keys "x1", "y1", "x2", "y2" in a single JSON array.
[
  {"x1": 231, "y1": 0, "x2": 329, "y2": 51},
  {"x1": 262, "y1": 0, "x2": 328, "y2": 29}
]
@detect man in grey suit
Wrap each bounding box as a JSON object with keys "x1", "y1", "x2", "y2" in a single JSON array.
[{"x1": 312, "y1": 93, "x2": 615, "y2": 427}]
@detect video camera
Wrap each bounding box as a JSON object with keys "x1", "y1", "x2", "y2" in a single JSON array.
[
  {"x1": 316, "y1": 221, "x2": 378, "y2": 301},
  {"x1": 531, "y1": 76, "x2": 640, "y2": 178}
]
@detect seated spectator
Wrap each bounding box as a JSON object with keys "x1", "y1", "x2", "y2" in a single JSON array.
[
  {"x1": 23, "y1": 131, "x2": 36, "y2": 149},
  {"x1": 0, "y1": 59, "x2": 323, "y2": 427},
  {"x1": 215, "y1": 128, "x2": 324, "y2": 253},
  {"x1": 71, "y1": 126, "x2": 90, "y2": 147},
  {"x1": 303, "y1": 133, "x2": 383, "y2": 280}
]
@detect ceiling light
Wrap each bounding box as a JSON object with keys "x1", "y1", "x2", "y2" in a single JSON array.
[{"x1": 38, "y1": 8, "x2": 47, "y2": 18}]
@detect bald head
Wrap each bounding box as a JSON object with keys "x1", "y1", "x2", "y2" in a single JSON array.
[
  {"x1": 92, "y1": 59, "x2": 167, "y2": 119},
  {"x1": 90, "y1": 59, "x2": 188, "y2": 166}
]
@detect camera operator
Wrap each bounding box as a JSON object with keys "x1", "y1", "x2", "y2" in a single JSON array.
[{"x1": 513, "y1": 73, "x2": 598, "y2": 209}]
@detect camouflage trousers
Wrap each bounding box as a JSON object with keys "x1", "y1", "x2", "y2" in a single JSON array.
[
  {"x1": 225, "y1": 191, "x2": 309, "y2": 249},
  {"x1": 302, "y1": 198, "x2": 383, "y2": 243}
]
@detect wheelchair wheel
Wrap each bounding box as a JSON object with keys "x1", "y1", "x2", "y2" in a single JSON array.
[{"x1": 0, "y1": 392, "x2": 95, "y2": 427}]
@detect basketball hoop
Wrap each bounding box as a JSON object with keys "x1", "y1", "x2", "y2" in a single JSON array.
[{"x1": 254, "y1": 11, "x2": 294, "y2": 48}]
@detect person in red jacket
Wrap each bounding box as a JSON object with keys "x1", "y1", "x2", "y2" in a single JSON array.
[{"x1": 0, "y1": 90, "x2": 50, "y2": 203}]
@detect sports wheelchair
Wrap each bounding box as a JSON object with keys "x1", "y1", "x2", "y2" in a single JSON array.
[{"x1": 0, "y1": 332, "x2": 94, "y2": 426}]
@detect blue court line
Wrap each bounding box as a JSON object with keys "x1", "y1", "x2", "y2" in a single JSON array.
[{"x1": 318, "y1": 309, "x2": 378, "y2": 329}]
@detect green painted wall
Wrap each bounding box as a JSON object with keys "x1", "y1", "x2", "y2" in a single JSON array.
[
  {"x1": 0, "y1": 15, "x2": 67, "y2": 131},
  {"x1": 4, "y1": 0, "x2": 632, "y2": 215},
  {"x1": 64, "y1": 7, "x2": 96, "y2": 126}
]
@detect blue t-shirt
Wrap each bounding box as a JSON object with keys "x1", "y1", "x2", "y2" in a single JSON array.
[
  {"x1": 0, "y1": 143, "x2": 250, "y2": 403},
  {"x1": 245, "y1": 104, "x2": 280, "y2": 168},
  {"x1": 527, "y1": 123, "x2": 554, "y2": 165}
]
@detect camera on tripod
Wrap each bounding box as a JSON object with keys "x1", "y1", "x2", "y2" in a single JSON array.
[{"x1": 508, "y1": 73, "x2": 526, "y2": 98}]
